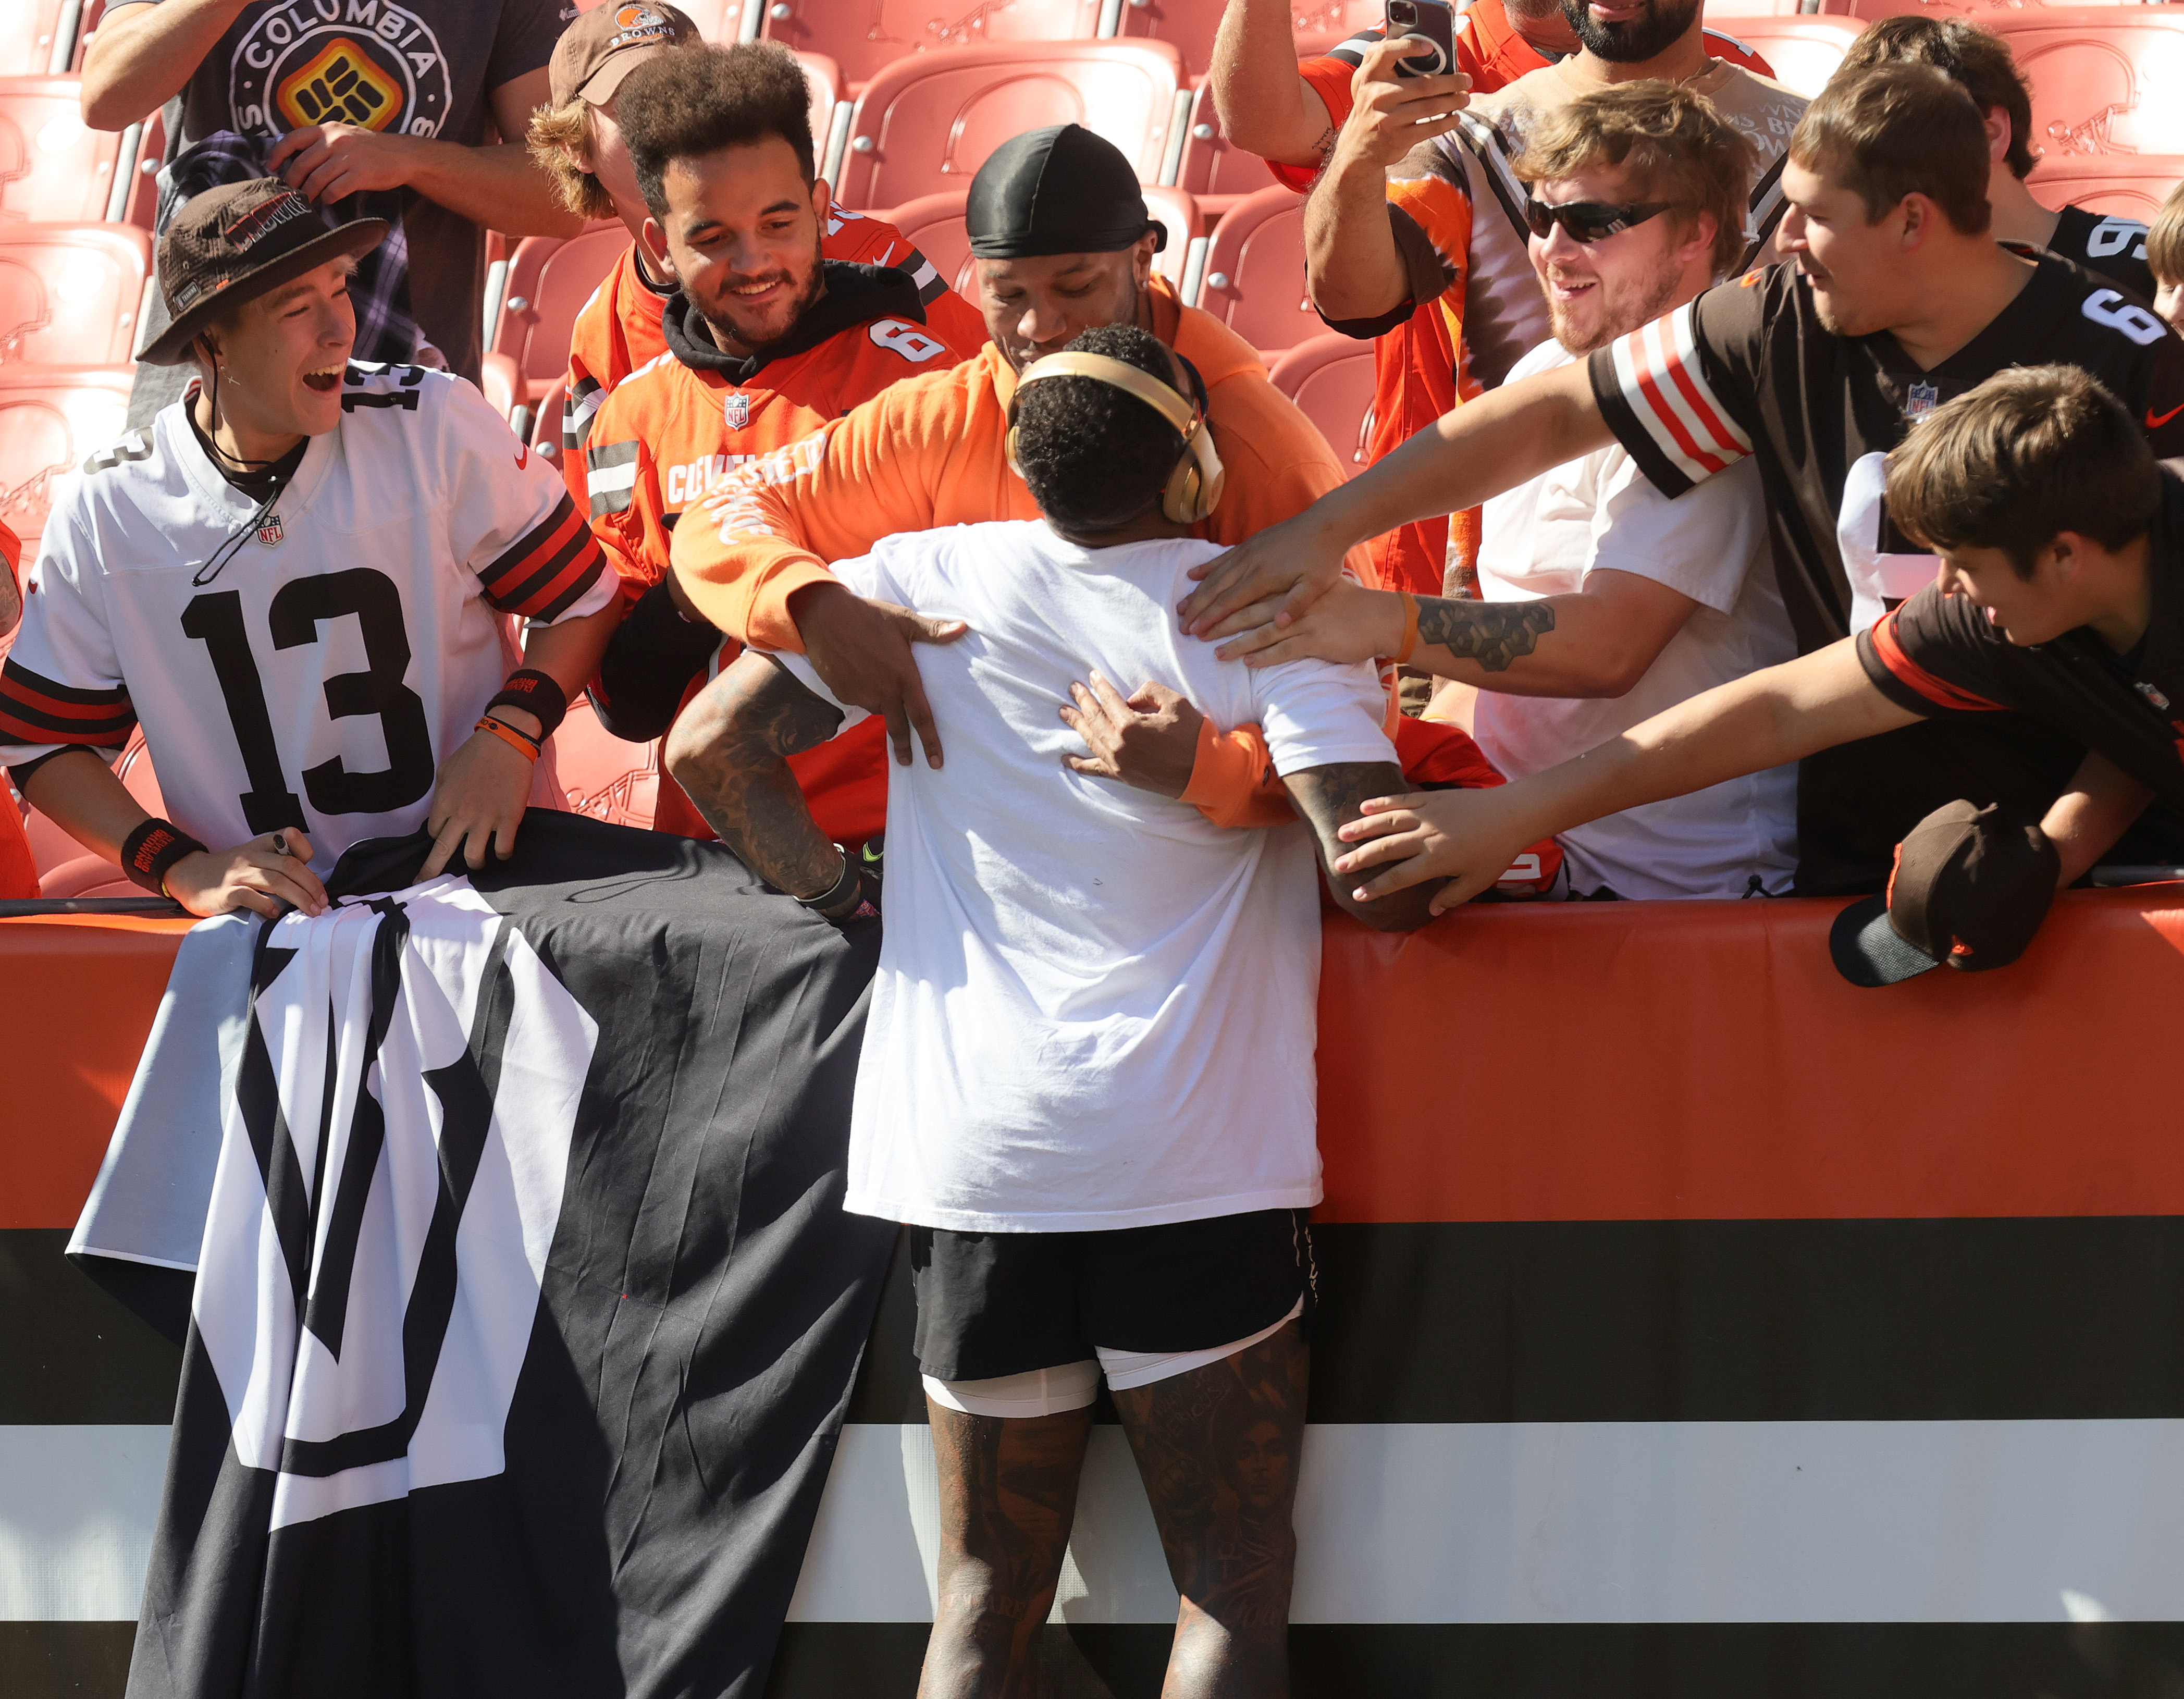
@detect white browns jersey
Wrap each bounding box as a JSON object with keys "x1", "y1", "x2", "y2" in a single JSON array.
[{"x1": 0, "y1": 363, "x2": 613, "y2": 874}]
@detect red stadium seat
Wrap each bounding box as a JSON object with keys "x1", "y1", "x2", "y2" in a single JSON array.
[
  {"x1": 528, "y1": 379, "x2": 569, "y2": 471},
  {"x1": 1175, "y1": 79, "x2": 1292, "y2": 221},
  {"x1": 880, "y1": 182, "x2": 1196, "y2": 297},
  {"x1": 1285, "y1": 0, "x2": 1382, "y2": 43},
  {"x1": 833, "y1": 41, "x2": 1183, "y2": 209},
  {"x1": 0, "y1": 76, "x2": 160, "y2": 225},
  {"x1": 1842, "y1": 0, "x2": 2150, "y2": 19},
  {"x1": 1, "y1": 3, "x2": 73, "y2": 79},
  {"x1": 798, "y1": 49, "x2": 850, "y2": 176},
  {"x1": 1989, "y1": 11, "x2": 2184, "y2": 162},
  {"x1": 1698, "y1": 15, "x2": 1865, "y2": 97},
  {"x1": 2028, "y1": 152, "x2": 2184, "y2": 226},
  {"x1": 0, "y1": 222, "x2": 149, "y2": 366},
  {"x1": 1110, "y1": 0, "x2": 1232, "y2": 80},
  {"x1": 555, "y1": 694, "x2": 660, "y2": 830},
  {"x1": 0, "y1": 365, "x2": 130, "y2": 567},
  {"x1": 760, "y1": 0, "x2": 1105, "y2": 91},
  {"x1": 1268, "y1": 331, "x2": 1374, "y2": 475},
  {"x1": 1194, "y1": 185, "x2": 1316, "y2": 357},
  {"x1": 489, "y1": 223, "x2": 628, "y2": 409}
]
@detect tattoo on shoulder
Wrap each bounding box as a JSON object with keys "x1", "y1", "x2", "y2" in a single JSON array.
[{"x1": 1415, "y1": 598, "x2": 1555, "y2": 672}]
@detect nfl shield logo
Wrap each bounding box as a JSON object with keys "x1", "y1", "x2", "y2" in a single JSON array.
[
  {"x1": 1905, "y1": 381, "x2": 1940, "y2": 421},
  {"x1": 724, "y1": 392, "x2": 751, "y2": 430},
  {"x1": 257, "y1": 512, "x2": 285, "y2": 547}
]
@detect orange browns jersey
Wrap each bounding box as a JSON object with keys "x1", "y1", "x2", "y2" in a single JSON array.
[{"x1": 559, "y1": 204, "x2": 990, "y2": 509}]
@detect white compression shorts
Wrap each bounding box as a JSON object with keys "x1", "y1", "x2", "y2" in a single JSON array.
[{"x1": 921, "y1": 1298, "x2": 1303, "y2": 1419}]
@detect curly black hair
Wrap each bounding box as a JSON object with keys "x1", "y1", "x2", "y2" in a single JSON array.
[
  {"x1": 616, "y1": 43, "x2": 813, "y2": 220},
  {"x1": 1013, "y1": 323, "x2": 1188, "y2": 536}
]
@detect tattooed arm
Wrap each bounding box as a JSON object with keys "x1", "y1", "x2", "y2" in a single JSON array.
[
  {"x1": 1285, "y1": 759, "x2": 1443, "y2": 930},
  {"x1": 662, "y1": 649, "x2": 853, "y2": 910},
  {"x1": 1216, "y1": 570, "x2": 1703, "y2": 698}
]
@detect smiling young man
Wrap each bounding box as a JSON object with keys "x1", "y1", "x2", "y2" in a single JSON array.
[
  {"x1": 1189, "y1": 64, "x2": 2184, "y2": 893},
  {"x1": 525, "y1": 12, "x2": 985, "y2": 509},
  {"x1": 0, "y1": 180, "x2": 614, "y2": 916},
  {"x1": 667, "y1": 122, "x2": 1369, "y2": 829},
  {"x1": 1225, "y1": 83, "x2": 1798, "y2": 900},
  {"x1": 1326, "y1": 365, "x2": 2184, "y2": 921},
  {"x1": 568, "y1": 43, "x2": 986, "y2": 843}
]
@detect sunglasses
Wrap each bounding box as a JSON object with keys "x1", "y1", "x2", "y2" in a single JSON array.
[{"x1": 1523, "y1": 198, "x2": 1682, "y2": 243}]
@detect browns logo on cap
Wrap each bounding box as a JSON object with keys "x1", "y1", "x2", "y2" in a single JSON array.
[{"x1": 549, "y1": 1, "x2": 702, "y2": 108}]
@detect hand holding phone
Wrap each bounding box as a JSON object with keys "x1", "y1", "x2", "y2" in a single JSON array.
[{"x1": 1384, "y1": 0, "x2": 1458, "y2": 78}]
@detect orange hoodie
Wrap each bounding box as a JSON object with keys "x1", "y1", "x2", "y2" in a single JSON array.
[{"x1": 670, "y1": 277, "x2": 1373, "y2": 826}]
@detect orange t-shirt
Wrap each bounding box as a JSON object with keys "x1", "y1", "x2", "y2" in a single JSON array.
[
  {"x1": 0, "y1": 518, "x2": 36, "y2": 899},
  {"x1": 585, "y1": 267, "x2": 987, "y2": 844},
  {"x1": 670, "y1": 277, "x2": 1376, "y2": 829},
  {"x1": 560, "y1": 204, "x2": 990, "y2": 509}
]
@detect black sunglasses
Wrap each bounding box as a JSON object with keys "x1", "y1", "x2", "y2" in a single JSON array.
[{"x1": 1523, "y1": 198, "x2": 1682, "y2": 243}]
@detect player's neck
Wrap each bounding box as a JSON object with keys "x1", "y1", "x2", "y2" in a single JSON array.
[
  {"x1": 1984, "y1": 170, "x2": 2059, "y2": 252},
  {"x1": 1052, "y1": 506, "x2": 1192, "y2": 548},
  {"x1": 192, "y1": 385, "x2": 305, "y2": 476},
  {"x1": 2086, "y1": 533, "x2": 2157, "y2": 654},
  {"x1": 1888, "y1": 240, "x2": 2036, "y2": 372},
  {"x1": 1564, "y1": 20, "x2": 1711, "y2": 88}
]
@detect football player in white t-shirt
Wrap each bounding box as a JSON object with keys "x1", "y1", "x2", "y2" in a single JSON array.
[
  {"x1": 0, "y1": 181, "x2": 616, "y2": 916},
  {"x1": 663, "y1": 324, "x2": 1439, "y2": 1699}
]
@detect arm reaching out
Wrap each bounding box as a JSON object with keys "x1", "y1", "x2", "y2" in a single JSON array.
[
  {"x1": 1209, "y1": 0, "x2": 1339, "y2": 168},
  {"x1": 2042, "y1": 748, "x2": 2155, "y2": 887},
  {"x1": 1331, "y1": 639, "x2": 1920, "y2": 912},
  {"x1": 1285, "y1": 759, "x2": 1443, "y2": 931}
]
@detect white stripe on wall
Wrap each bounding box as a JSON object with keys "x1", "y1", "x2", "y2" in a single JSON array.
[{"x1": 18, "y1": 1420, "x2": 2184, "y2": 1626}]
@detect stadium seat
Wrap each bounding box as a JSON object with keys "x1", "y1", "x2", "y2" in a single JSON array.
[
  {"x1": 489, "y1": 223, "x2": 628, "y2": 409},
  {"x1": 797, "y1": 50, "x2": 852, "y2": 180},
  {"x1": 1268, "y1": 331, "x2": 1374, "y2": 475},
  {"x1": 0, "y1": 75, "x2": 160, "y2": 224},
  {"x1": 0, "y1": 365, "x2": 129, "y2": 568},
  {"x1": 832, "y1": 41, "x2": 1184, "y2": 209},
  {"x1": 760, "y1": 0, "x2": 1105, "y2": 91},
  {"x1": 1110, "y1": 0, "x2": 1232, "y2": 81},
  {"x1": 1989, "y1": 11, "x2": 2184, "y2": 161},
  {"x1": 1194, "y1": 185, "x2": 1316, "y2": 357},
  {"x1": 1842, "y1": 0, "x2": 2146, "y2": 18},
  {"x1": 528, "y1": 379, "x2": 569, "y2": 469},
  {"x1": 1175, "y1": 79, "x2": 1291, "y2": 221},
  {"x1": 556, "y1": 694, "x2": 660, "y2": 830},
  {"x1": 2028, "y1": 152, "x2": 2184, "y2": 225},
  {"x1": 1699, "y1": 15, "x2": 1865, "y2": 97},
  {"x1": 0, "y1": 222, "x2": 149, "y2": 367},
  {"x1": 1, "y1": 2, "x2": 73, "y2": 79},
  {"x1": 880, "y1": 182, "x2": 1196, "y2": 296},
  {"x1": 575, "y1": 0, "x2": 743, "y2": 31}
]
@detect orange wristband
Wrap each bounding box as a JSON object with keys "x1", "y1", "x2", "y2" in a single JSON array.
[
  {"x1": 474, "y1": 715, "x2": 540, "y2": 763},
  {"x1": 1395, "y1": 592, "x2": 1420, "y2": 666}
]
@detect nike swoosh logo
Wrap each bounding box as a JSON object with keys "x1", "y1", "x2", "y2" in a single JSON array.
[
  {"x1": 2149, "y1": 402, "x2": 2184, "y2": 429},
  {"x1": 514, "y1": 445, "x2": 530, "y2": 469}
]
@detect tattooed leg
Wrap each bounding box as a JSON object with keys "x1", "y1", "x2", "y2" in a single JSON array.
[
  {"x1": 1414, "y1": 597, "x2": 1556, "y2": 672},
  {"x1": 1111, "y1": 1321, "x2": 1309, "y2": 1699},
  {"x1": 919, "y1": 1399, "x2": 1094, "y2": 1699}
]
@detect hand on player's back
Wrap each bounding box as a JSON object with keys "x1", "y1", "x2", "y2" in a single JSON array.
[
  {"x1": 1179, "y1": 511, "x2": 1352, "y2": 639},
  {"x1": 1058, "y1": 672, "x2": 1203, "y2": 798},
  {"x1": 1337, "y1": 39, "x2": 1473, "y2": 174},
  {"x1": 165, "y1": 830, "x2": 329, "y2": 920},
  {"x1": 1213, "y1": 579, "x2": 1406, "y2": 668},
  {"x1": 791, "y1": 582, "x2": 969, "y2": 769}
]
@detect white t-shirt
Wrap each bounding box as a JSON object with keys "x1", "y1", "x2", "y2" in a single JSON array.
[
  {"x1": 1470, "y1": 340, "x2": 1798, "y2": 900},
  {"x1": 0, "y1": 364, "x2": 615, "y2": 873},
  {"x1": 779, "y1": 520, "x2": 1394, "y2": 1234}
]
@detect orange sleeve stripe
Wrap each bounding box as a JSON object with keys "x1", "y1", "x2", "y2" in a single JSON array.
[{"x1": 1870, "y1": 608, "x2": 2006, "y2": 713}]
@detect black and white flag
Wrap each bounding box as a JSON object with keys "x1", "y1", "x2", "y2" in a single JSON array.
[{"x1": 96, "y1": 812, "x2": 893, "y2": 1699}]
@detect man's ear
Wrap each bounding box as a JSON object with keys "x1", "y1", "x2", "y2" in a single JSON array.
[
  {"x1": 639, "y1": 215, "x2": 675, "y2": 278},
  {"x1": 1677, "y1": 209, "x2": 1719, "y2": 270},
  {"x1": 1131, "y1": 229, "x2": 1159, "y2": 286},
  {"x1": 810, "y1": 174, "x2": 833, "y2": 227},
  {"x1": 1982, "y1": 106, "x2": 2011, "y2": 166},
  {"x1": 1896, "y1": 192, "x2": 1934, "y2": 250},
  {"x1": 2039, "y1": 531, "x2": 2084, "y2": 587}
]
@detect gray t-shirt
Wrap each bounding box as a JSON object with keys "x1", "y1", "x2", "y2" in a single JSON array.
[{"x1": 147, "y1": 0, "x2": 565, "y2": 381}]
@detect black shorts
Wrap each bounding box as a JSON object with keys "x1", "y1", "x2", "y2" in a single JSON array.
[{"x1": 909, "y1": 1208, "x2": 1315, "y2": 1383}]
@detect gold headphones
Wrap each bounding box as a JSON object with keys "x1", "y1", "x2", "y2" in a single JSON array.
[{"x1": 1005, "y1": 350, "x2": 1226, "y2": 525}]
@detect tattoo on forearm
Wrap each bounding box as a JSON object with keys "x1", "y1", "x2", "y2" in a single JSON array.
[
  {"x1": 671, "y1": 655, "x2": 843, "y2": 898},
  {"x1": 1415, "y1": 597, "x2": 1556, "y2": 672},
  {"x1": 1286, "y1": 759, "x2": 1443, "y2": 929}
]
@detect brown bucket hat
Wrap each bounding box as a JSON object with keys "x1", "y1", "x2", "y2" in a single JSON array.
[{"x1": 139, "y1": 179, "x2": 388, "y2": 368}]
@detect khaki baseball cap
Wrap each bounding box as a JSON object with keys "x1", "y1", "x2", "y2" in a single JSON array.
[{"x1": 549, "y1": 3, "x2": 702, "y2": 107}]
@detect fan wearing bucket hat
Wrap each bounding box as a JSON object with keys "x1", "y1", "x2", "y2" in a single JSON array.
[
  {"x1": 1317, "y1": 364, "x2": 2184, "y2": 920},
  {"x1": 668, "y1": 122, "x2": 1381, "y2": 831},
  {"x1": 0, "y1": 180, "x2": 620, "y2": 918},
  {"x1": 527, "y1": 22, "x2": 985, "y2": 510}
]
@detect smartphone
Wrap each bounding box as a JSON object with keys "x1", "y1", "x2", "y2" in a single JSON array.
[{"x1": 1383, "y1": 0, "x2": 1458, "y2": 79}]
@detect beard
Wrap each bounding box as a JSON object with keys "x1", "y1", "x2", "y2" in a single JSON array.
[
  {"x1": 1546, "y1": 254, "x2": 1686, "y2": 355},
  {"x1": 690, "y1": 243, "x2": 826, "y2": 355},
  {"x1": 1559, "y1": 0, "x2": 1702, "y2": 62}
]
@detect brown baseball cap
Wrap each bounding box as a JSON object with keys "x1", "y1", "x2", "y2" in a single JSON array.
[
  {"x1": 1829, "y1": 798, "x2": 2062, "y2": 988},
  {"x1": 549, "y1": 3, "x2": 703, "y2": 107},
  {"x1": 140, "y1": 179, "x2": 388, "y2": 367}
]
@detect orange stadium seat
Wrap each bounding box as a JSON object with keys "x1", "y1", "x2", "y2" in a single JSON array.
[
  {"x1": 1194, "y1": 184, "x2": 1316, "y2": 357},
  {"x1": 556, "y1": 694, "x2": 661, "y2": 830},
  {"x1": 0, "y1": 365, "x2": 129, "y2": 568},
  {"x1": 1111, "y1": 0, "x2": 1234, "y2": 80},
  {"x1": 0, "y1": 3, "x2": 74, "y2": 79},
  {"x1": 528, "y1": 379, "x2": 569, "y2": 471},
  {"x1": 835, "y1": 41, "x2": 1183, "y2": 215},
  {"x1": 1175, "y1": 80, "x2": 1290, "y2": 221},
  {"x1": 798, "y1": 49, "x2": 850, "y2": 176},
  {"x1": 1268, "y1": 331, "x2": 1374, "y2": 475},
  {"x1": 880, "y1": 182, "x2": 1196, "y2": 294},
  {"x1": 0, "y1": 223, "x2": 150, "y2": 367},
  {"x1": 0, "y1": 76, "x2": 163, "y2": 225},
  {"x1": 760, "y1": 0, "x2": 1106, "y2": 92},
  {"x1": 490, "y1": 224, "x2": 628, "y2": 409},
  {"x1": 1842, "y1": 0, "x2": 2155, "y2": 19},
  {"x1": 1693, "y1": 15, "x2": 1863, "y2": 99},
  {"x1": 2028, "y1": 152, "x2": 2184, "y2": 226},
  {"x1": 1989, "y1": 10, "x2": 2184, "y2": 161}
]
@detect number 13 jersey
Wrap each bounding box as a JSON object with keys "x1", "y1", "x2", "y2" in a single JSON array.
[{"x1": 0, "y1": 363, "x2": 614, "y2": 873}]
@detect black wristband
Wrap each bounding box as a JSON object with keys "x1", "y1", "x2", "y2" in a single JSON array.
[
  {"x1": 120, "y1": 817, "x2": 208, "y2": 897},
  {"x1": 487, "y1": 669, "x2": 567, "y2": 737},
  {"x1": 795, "y1": 847, "x2": 859, "y2": 914}
]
